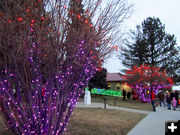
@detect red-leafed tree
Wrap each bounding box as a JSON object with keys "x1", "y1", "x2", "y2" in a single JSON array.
[{"x1": 122, "y1": 65, "x2": 173, "y2": 102}]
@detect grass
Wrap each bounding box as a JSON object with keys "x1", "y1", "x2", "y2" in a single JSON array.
[
  {"x1": 1, "y1": 95, "x2": 152, "y2": 134},
  {"x1": 65, "y1": 108, "x2": 146, "y2": 135},
  {"x1": 78, "y1": 95, "x2": 159, "y2": 111},
  {"x1": 0, "y1": 108, "x2": 146, "y2": 135},
  {"x1": 0, "y1": 106, "x2": 147, "y2": 135},
  {"x1": 0, "y1": 114, "x2": 11, "y2": 135}
]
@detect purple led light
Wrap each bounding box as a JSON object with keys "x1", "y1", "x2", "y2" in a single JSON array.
[{"x1": 0, "y1": 37, "x2": 100, "y2": 135}]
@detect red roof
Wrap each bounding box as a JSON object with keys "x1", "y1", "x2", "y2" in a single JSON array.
[{"x1": 106, "y1": 73, "x2": 123, "y2": 82}]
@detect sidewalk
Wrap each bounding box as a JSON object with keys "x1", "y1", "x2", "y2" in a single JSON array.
[
  {"x1": 76, "y1": 102, "x2": 180, "y2": 135},
  {"x1": 127, "y1": 106, "x2": 180, "y2": 135},
  {"x1": 76, "y1": 102, "x2": 151, "y2": 114}
]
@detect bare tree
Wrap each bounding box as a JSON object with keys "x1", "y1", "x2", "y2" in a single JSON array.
[{"x1": 0, "y1": 0, "x2": 131, "y2": 134}]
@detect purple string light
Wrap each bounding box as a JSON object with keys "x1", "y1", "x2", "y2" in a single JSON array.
[{"x1": 0, "y1": 39, "x2": 100, "y2": 135}]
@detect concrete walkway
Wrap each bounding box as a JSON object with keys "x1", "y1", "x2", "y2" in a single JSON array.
[
  {"x1": 76, "y1": 102, "x2": 151, "y2": 114},
  {"x1": 76, "y1": 102, "x2": 180, "y2": 135},
  {"x1": 127, "y1": 106, "x2": 180, "y2": 135}
]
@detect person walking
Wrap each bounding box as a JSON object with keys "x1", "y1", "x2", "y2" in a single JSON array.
[
  {"x1": 122, "y1": 89, "x2": 126, "y2": 101},
  {"x1": 158, "y1": 90, "x2": 165, "y2": 107},
  {"x1": 172, "y1": 97, "x2": 177, "y2": 110},
  {"x1": 175, "y1": 91, "x2": 179, "y2": 108},
  {"x1": 170, "y1": 91, "x2": 175, "y2": 101},
  {"x1": 127, "y1": 91, "x2": 131, "y2": 101},
  {"x1": 166, "y1": 94, "x2": 171, "y2": 110},
  {"x1": 151, "y1": 91, "x2": 156, "y2": 112}
]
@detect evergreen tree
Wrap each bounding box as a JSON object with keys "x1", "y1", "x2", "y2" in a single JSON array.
[
  {"x1": 120, "y1": 17, "x2": 180, "y2": 84},
  {"x1": 88, "y1": 68, "x2": 108, "y2": 91},
  {"x1": 121, "y1": 25, "x2": 148, "y2": 67}
]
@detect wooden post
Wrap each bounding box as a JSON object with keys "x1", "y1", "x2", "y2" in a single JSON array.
[{"x1": 103, "y1": 97, "x2": 108, "y2": 109}]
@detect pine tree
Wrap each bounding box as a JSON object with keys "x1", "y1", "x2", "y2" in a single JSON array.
[
  {"x1": 121, "y1": 25, "x2": 148, "y2": 67},
  {"x1": 120, "y1": 17, "x2": 180, "y2": 84},
  {"x1": 88, "y1": 68, "x2": 108, "y2": 91}
]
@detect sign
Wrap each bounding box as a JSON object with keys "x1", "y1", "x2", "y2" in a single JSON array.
[{"x1": 165, "y1": 120, "x2": 180, "y2": 135}]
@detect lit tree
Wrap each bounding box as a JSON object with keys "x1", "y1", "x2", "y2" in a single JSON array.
[
  {"x1": 0, "y1": 0, "x2": 131, "y2": 134},
  {"x1": 122, "y1": 65, "x2": 173, "y2": 102}
]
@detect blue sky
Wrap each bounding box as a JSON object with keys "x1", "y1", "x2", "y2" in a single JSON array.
[{"x1": 103, "y1": 0, "x2": 180, "y2": 73}]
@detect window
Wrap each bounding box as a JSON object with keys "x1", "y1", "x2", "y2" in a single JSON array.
[
  {"x1": 116, "y1": 83, "x2": 120, "y2": 90},
  {"x1": 108, "y1": 84, "x2": 111, "y2": 89}
]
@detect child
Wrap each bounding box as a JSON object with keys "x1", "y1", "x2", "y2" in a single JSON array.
[{"x1": 172, "y1": 97, "x2": 177, "y2": 110}]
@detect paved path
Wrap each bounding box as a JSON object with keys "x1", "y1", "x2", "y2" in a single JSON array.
[
  {"x1": 76, "y1": 102, "x2": 151, "y2": 114},
  {"x1": 127, "y1": 106, "x2": 180, "y2": 135},
  {"x1": 76, "y1": 102, "x2": 180, "y2": 135}
]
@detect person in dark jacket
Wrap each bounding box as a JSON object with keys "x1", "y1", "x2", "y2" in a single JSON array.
[
  {"x1": 166, "y1": 94, "x2": 171, "y2": 110},
  {"x1": 127, "y1": 91, "x2": 131, "y2": 101},
  {"x1": 122, "y1": 89, "x2": 126, "y2": 101},
  {"x1": 158, "y1": 90, "x2": 165, "y2": 107},
  {"x1": 170, "y1": 91, "x2": 175, "y2": 101},
  {"x1": 175, "y1": 91, "x2": 179, "y2": 107}
]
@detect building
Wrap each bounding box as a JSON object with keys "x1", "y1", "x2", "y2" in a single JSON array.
[
  {"x1": 106, "y1": 72, "x2": 132, "y2": 92},
  {"x1": 172, "y1": 85, "x2": 180, "y2": 91}
]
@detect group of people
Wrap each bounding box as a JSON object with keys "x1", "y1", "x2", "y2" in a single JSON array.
[
  {"x1": 151, "y1": 90, "x2": 179, "y2": 112},
  {"x1": 122, "y1": 89, "x2": 179, "y2": 112},
  {"x1": 122, "y1": 89, "x2": 132, "y2": 101}
]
